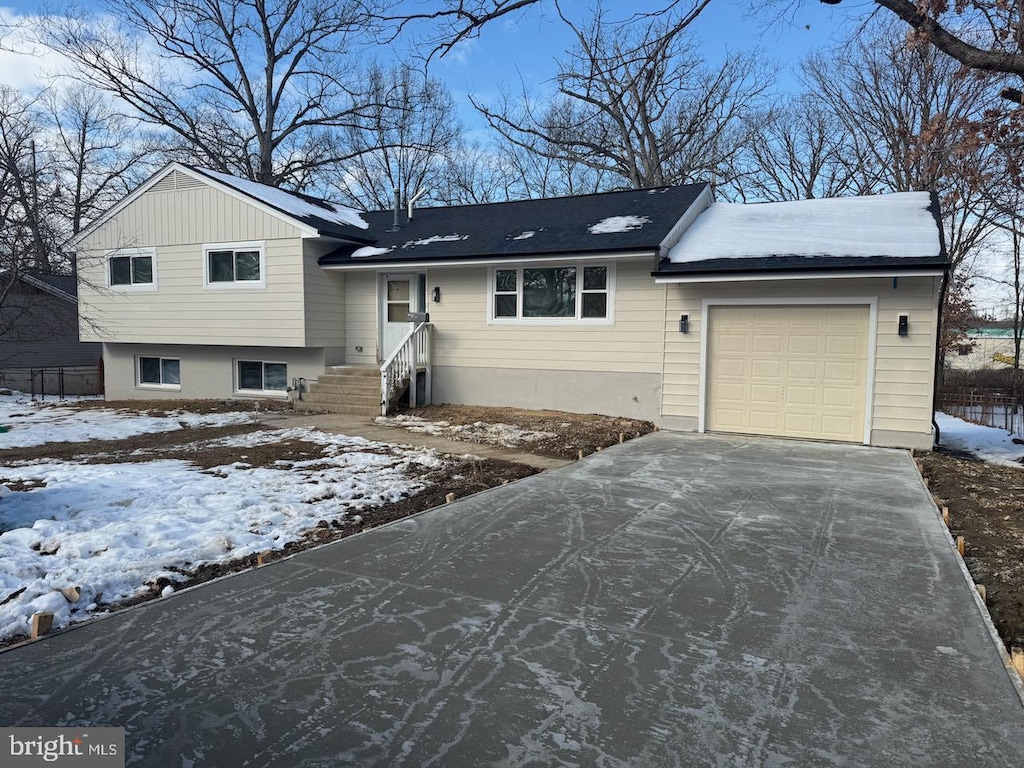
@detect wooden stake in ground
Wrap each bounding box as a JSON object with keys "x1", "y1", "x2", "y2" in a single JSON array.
[
  {"x1": 942, "y1": 507, "x2": 950, "y2": 526},
  {"x1": 957, "y1": 536, "x2": 966, "y2": 557},
  {"x1": 60, "y1": 586, "x2": 81, "y2": 603},
  {"x1": 1012, "y1": 647, "x2": 1024, "y2": 678},
  {"x1": 578, "y1": 449, "x2": 584, "y2": 460},
  {"x1": 31, "y1": 612, "x2": 54, "y2": 639},
  {"x1": 256, "y1": 551, "x2": 271, "y2": 566},
  {"x1": 619, "y1": 433, "x2": 625, "y2": 444},
  {"x1": 977, "y1": 584, "x2": 987, "y2": 604},
  {"x1": 445, "y1": 492, "x2": 456, "y2": 503}
]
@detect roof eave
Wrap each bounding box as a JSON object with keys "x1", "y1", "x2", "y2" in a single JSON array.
[{"x1": 320, "y1": 247, "x2": 660, "y2": 270}]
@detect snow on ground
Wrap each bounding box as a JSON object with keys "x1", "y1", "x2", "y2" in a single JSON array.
[
  {"x1": 936, "y1": 412, "x2": 1024, "y2": 467},
  {"x1": 376, "y1": 414, "x2": 556, "y2": 447},
  {"x1": 0, "y1": 392, "x2": 255, "y2": 448},
  {"x1": 0, "y1": 426, "x2": 446, "y2": 641}
]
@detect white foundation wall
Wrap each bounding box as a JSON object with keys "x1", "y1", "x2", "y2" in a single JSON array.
[{"x1": 101, "y1": 343, "x2": 330, "y2": 400}]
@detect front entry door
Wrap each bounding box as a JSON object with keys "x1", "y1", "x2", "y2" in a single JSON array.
[{"x1": 379, "y1": 273, "x2": 423, "y2": 360}]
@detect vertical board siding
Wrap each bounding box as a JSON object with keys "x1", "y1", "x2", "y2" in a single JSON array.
[
  {"x1": 661, "y1": 276, "x2": 940, "y2": 440},
  {"x1": 302, "y1": 241, "x2": 346, "y2": 348},
  {"x1": 77, "y1": 182, "x2": 311, "y2": 346},
  {"x1": 344, "y1": 271, "x2": 378, "y2": 365},
  {"x1": 425, "y1": 260, "x2": 666, "y2": 373}
]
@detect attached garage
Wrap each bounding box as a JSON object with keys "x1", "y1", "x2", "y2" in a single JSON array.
[
  {"x1": 655, "y1": 191, "x2": 950, "y2": 450},
  {"x1": 705, "y1": 303, "x2": 871, "y2": 443}
]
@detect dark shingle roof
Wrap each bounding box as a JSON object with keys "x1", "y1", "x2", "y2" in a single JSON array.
[
  {"x1": 22, "y1": 272, "x2": 78, "y2": 299},
  {"x1": 318, "y1": 184, "x2": 709, "y2": 267}
]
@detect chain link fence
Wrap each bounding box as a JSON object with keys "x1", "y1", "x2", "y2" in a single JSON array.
[{"x1": 0, "y1": 366, "x2": 103, "y2": 399}]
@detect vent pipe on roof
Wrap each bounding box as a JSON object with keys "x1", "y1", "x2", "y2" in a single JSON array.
[
  {"x1": 408, "y1": 187, "x2": 426, "y2": 220},
  {"x1": 390, "y1": 188, "x2": 401, "y2": 231}
]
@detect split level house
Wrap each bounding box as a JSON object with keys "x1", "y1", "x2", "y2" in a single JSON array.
[{"x1": 73, "y1": 162, "x2": 949, "y2": 450}]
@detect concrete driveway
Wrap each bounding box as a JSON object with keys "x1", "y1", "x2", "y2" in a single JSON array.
[{"x1": 2, "y1": 432, "x2": 1023, "y2": 766}]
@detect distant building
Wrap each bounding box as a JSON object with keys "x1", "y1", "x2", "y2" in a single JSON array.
[{"x1": 948, "y1": 327, "x2": 1019, "y2": 371}]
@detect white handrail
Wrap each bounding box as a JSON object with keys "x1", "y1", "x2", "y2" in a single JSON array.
[{"x1": 380, "y1": 322, "x2": 431, "y2": 415}]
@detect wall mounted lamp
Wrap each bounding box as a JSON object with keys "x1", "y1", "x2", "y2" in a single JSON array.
[
  {"x1": 898, "y1": 314, "x2": 909, "y2": 337},
  {"x1": 432, "y1": 286, "x2": 441, "y2": 303},
  {"x1": 679, "y1": 314, "x2": 689, "y2": 334}
]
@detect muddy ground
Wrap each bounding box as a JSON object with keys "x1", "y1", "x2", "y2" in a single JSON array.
[{"x1": 917, "y1": 449, "x2": 1024, "y2": 652}]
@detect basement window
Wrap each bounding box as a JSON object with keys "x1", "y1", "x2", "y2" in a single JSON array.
[
  {"x1": 236, "y1": 360, "x2": 288, "y2": 395},
  {"x1": 138, "y1": 356, "x2": 180, "y2": 389}
]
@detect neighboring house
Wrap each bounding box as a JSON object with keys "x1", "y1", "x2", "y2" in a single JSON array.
[
  {"x1": 947, "y1": 326, "x2": 1019, "y2": 371},
  {"x1": 74, "y1": 162, "x2": 948, "y2": 449},
  {"x1": 0, "y1": 271, "x2": 101, "y2": 369}
]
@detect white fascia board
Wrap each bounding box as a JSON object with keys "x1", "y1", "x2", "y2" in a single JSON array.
[
  {"x1": 658, "y1": 184, "x2": 713, "y2": 251},
  {"x1": 653, "y1": 268, "x2": 947, "y2": 284},
  {"x1": 321, "y1": 250, "x2": 657, "y2": 271}
]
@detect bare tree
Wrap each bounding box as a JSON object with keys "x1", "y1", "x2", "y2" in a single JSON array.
[
  {"x1": 44, "y1": 86, "x2": 153, "y2": 239},
  {"x1": 39, "y1": 0, "x2": 383, "y2": 190},
  {"x1": 734, "y1": 97, "x2": 867, "y2": 201},
  {"x1": 324, "y1": 64, "x2": 462, "y2": 210},
  {"x1": 801, "y1": 19, "x2": 1001, "y2": 274},
  {"x1": 472, "y1": 4, "x2": 770, "y2": 191}
]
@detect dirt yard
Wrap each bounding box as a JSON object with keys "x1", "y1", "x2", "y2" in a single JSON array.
[{"x1": 918, "y1": 450, "x2": 1024, "y2": 652}]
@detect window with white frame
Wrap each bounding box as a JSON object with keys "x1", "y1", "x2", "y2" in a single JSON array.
[
  {"x1": 236, "y1": 360, "x2": 287, "y2": 393},
  {"x1": 109, "y1": 249, "x2": 155, "y2": 288},
  {"x1": 491, "y1": 265, "x2": 611, "y2": 322},
  {"x1": 204, "y1": 241, "x2": 265, "y2": 287},
  {"x1": 138, "y1": 356, "x2": 180, "y2": 387}
]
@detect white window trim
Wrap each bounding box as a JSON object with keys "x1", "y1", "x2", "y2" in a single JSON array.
[
  {"x1": 107, "y1": 248, "x2": 157, "y2": 292},
  {"x1": 487, "y1": 263, "x2": 615, "y2": 326},
  {"x1": 698, "y1": 297, "x2": 878, "y2": 446},
  {"x1": 136, "y1": 355, "x2": 181, "y2": 391},
  {"x1": 234, "y1": 358, "x2": 289, "y2": 397},
  {"x1": 203, "y1": 240, "x2": 267, "y2": 289}
]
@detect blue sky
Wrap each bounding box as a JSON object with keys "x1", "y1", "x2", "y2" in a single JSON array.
[{"x1": 0, "y1": 0, "x2": 865, "y2": 131}]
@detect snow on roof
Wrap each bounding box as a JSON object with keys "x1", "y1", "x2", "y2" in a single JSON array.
[
  {"x1": 668, "y1": 192, "x2": 940, "y2": 263},
  {"x1": 198, "y1": 168, "x2": 368, "y2": 231},
  {"x1": 351, "y1": 246, "x2": 394, "y2": 258},
  {"x1": 589, "y1": 215, "x2": 651, "y2": 235},
  {"x1": 403, "y1": 234, "x2": 468, "y2": 248}
]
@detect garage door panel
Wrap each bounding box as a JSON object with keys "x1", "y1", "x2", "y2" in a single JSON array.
[
  {"x1": 787, "y1": 335, "x2": 821, "y2": 354},
  {"x1": 786, "y1": 386, "x2": 818, "y2": 406},
  {"x1": 707, "y1": 304, "x2": 869, "y2": 443},
  {"x1": 751, "y1": 360, "x2": 783, "y2": 378},
  {"x1": 786, "y1": 360, "x2": 819, "y2": 379}
]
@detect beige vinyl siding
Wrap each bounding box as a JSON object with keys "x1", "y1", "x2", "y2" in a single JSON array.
[
  {"x1": 80, "y1": 183, "x2": 305, "y2": 250},
  {"x1": 77, "y1": 182, "x2": 312, "y2": 347},
  {"x1": 662, "y1": 276, "x2": 940, "y2": 443},
  {"x1": 302, "y1": 240, "x2": 346, "y2": 348},
  {"x1": 344, "y1": 271, "x2": 379, "y2": 364},
  {"x1": 426, "y1": 259, "x2": 666, "y2": 373}
]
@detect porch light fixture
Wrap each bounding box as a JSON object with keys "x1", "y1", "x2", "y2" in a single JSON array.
[
  {"x1": 898, "y1": 314, "x2": 909, "y2": 337},
  {"x1": 679, "y1": 314, "x2": 689, "y2": 334},
  {"x1": 432, "y1": 286, "x2": 441, "y2": 303}
]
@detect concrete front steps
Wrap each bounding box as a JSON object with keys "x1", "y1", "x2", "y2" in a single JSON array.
[{"x1": 294, "y1": 366, "x2": 382, "y2": 417}]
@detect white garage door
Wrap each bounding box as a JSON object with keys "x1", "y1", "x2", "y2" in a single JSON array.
[{"x1": 707, "y1": 305, "x2": 870, "y2": 443}]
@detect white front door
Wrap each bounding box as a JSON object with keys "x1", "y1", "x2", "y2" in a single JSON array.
[{"x1": 379, "y1": 273, "x2": 421, "y2": 360}]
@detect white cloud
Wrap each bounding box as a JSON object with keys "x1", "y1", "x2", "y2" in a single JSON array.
[{"x1": 0, "y1": 8, "x2": 78, "y2": 90}]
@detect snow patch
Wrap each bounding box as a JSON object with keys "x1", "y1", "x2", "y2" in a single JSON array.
[
  {"x1": 510, "y1": 230, "x2": 537, "y2": 240},
  {"x1": 376, "y1": 415, "x2": 556, "y2": 448},
  {"x1": 668, "y1": 192, "x2": 939, "y2": 262},
  {"x1": 588, "y1": 215, "x2": 651, "y2": 234},
  {"x1": 403, "y1": 234, "x2": 468, "y2": 248},
  {"x1": 198, "y1": 168, "x2": 369, "y2": 230},
  {"x1": 351, "y1": 245, "x2": 394, "y2": 258},
  {"x1": 936, "y1": 412, "x2": 1024, "y2": 467}
]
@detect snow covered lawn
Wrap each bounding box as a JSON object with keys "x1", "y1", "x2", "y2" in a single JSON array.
[
  {"x1": 0, "y1": 391, "x2": 255, "y2": 448},
  {"x1": 936, "y1": 411, "x2": 1024, "y2": 467},
  {"x1": 0, "y1": 399, "x2": 450, "y2": 642},
  {"x1": 376, "y1": 414, "x2": 557, "y2": 447}
]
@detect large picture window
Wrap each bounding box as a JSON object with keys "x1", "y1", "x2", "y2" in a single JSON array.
[
  {"x1": 109, "y1": 249, "x2": 155, "y2": 288},
  {"x1": 237, "y1": 360, "x2": 288, "y2": 393},
  {"x1": 491, "y1": 265, "x2": 611, "y2": 323},
  {"x1": 204, "y1": 241, "x2": 265, "y2": 287},
  {"x1": 138, "y1": 356, "x2": 180, "y2": 388}
]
